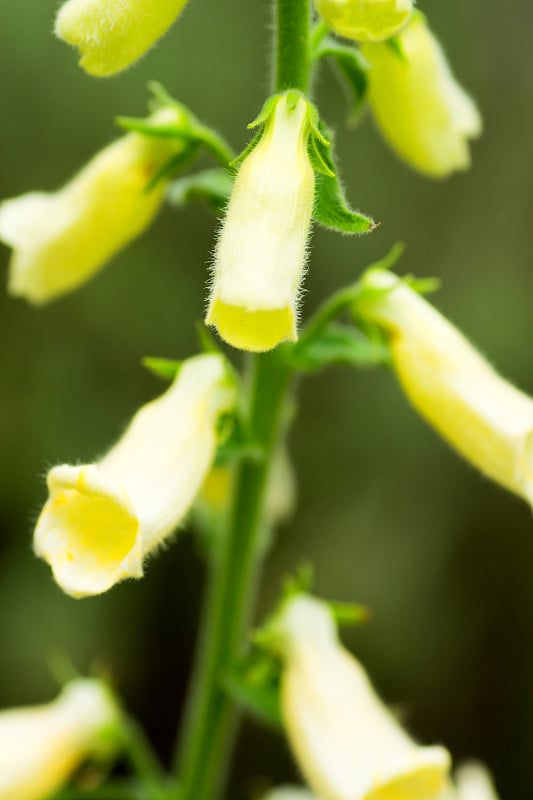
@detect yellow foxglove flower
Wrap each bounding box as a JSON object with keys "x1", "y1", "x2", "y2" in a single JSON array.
[
  {"x1": 361, "y1": 14, "x2": 482, "y2": 177},
  {"x1": 0, "y1": 108, "x2": 186, "y2": 305},
  {"x1": 34, "y1": 354, "x2": 235, "y2": 598},
  {"x1": 315, "y1": 0, "x2": 413, "y2": 43},
  {"x1": 276, "y1": 594, "x2": 451, "y2": 800},
  {"x1": 357, "y1": 269, "x2": 533, "y2": 507},
  {"x1": 455, "y1": 763, "x2": 500, "y2": 800},
  {"x1": 55, "y1": 0, "x2": 188, "y2": 77},
  {"x1": 206, "y1": 94, "x2": 315, "y2": 352},
  {"x1": 0, "y1": 679, "x2": 119, "y2": 800}
]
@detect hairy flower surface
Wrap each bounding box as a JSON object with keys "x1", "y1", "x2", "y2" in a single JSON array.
[
  {"x1": 315, "y1": 0, "x2": 413, "y2": 42},
  {"x1": 357, "y1": 270, "x2": 533, "y2": 507},
  {"x1": 206, "y1": 94, "x2": 315, "y2": 352},
  {"x1": 55, "y1": 0, "x2": 188, "y2": 76},
  {"x1": 0, "y1": 109, "x2": 186, "y2": 305},
  {"x1": 361, "y1": 14, "x2": 481, "y2": 177},
  {"x1": 276, "y1": 594, "x2": 451, "y2": 800},
  {"x1": 0, "y1": 679, "x2": 119, "y2": 800},
  {"x1": 34, "y1": 354, "x2": 235, "y2": 598}
]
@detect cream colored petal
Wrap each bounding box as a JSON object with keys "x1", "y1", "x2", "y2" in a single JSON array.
[
  {"x1": 361, "y1": 15, "x2": 481, "y2": 178},
  {"x1": 358, "y1": 269, "x2": 533, "y2": 506},
  {"x1": 35, "y1": 354, "x2": 236, "y2": 597},
  {"x1": 455, "y1": 763, "x2": 500, "y2": 800},
  {"x1": 315, "y1": 0, "x2": 413, "y2": 43},
  {"x1": 0, "y1": 109, "x2": 185, "y2": 305},
  {"x1": 56, "y1": 0, "x2": 189, "y2": 77},
  {"x1": 278, "y1": 596, "x2": 451, "y2": 800},
  {"x1": 206, "y1": 94, "x2": 315, "y2": 352},
  {"x1": 0, "y1": 679, "x2": 119, "y2": 800}
]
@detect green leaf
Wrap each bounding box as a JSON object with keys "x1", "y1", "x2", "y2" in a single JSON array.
[
  {"x1": 290, "y1": 323, "x2": 390, "y2": 372},
  {"x1": 167, "y1": 168, "x2": 233, "y2": 212},
  {"x1": 222, "y1": 654, "x2": 283, "y2": 729},
  {"x1": 316, "y1": 38, "x2": 371, "y2": 123},
  {"x1": 142, "y1": 357, "x2": 182, "y2": 381}
]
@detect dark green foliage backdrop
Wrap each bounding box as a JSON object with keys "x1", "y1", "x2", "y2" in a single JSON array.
[{"x1": 1, "y1": 1, "x2": 533, "y2": 796}]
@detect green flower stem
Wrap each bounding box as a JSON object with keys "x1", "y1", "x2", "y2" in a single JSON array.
[
  {"x1": 174, "y1": 3, "x2": 312, "y2": 799},
  {"x1": 122, "y1": 717, "x2": 171, "y2": 800},
  {"x1": 275, "y1": 0, "x2": 312, "y2": 92},
  {"x1": 175, "y1": 351, "x2": 293, "y2": 800}
]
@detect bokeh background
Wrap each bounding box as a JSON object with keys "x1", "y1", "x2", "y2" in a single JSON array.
[{"x1": 1, "y1": 0, "x2": 533, "y2": 796}]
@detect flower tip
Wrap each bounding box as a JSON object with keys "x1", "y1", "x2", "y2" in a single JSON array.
[
  {"x1": 206, "y1": 300, "x2": 297, "y2": 353},
  {"x1": 34, "y1": 465, "x2": 143, "y2": 598}
]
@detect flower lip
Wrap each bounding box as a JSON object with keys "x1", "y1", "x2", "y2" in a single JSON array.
[
  {"x1": 206, "y1": 300, "x2": 297, "y2": 352},
  {"x1": 35, "y1": 464, "x2": 143, "y2": 598},
  {"x1": 364, "y1": 748, "x2": 451, "y2": 800}
]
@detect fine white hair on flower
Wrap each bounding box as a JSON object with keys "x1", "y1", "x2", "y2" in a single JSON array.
[
  {"x1": 55, "y1": 0, "x2": 190, "y2": 76},
  {"x1": 34, "y1": 353, "x2": 236, "y2": 598},
  {"x1": 205, "y1": 93, "x2": 315, "y2": 353}
]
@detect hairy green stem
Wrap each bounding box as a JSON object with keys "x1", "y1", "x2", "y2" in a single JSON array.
[
  {"x1": 174, "y1": 3, "x2": 312, "y2": 799},
  {"x1": 175, "y1": 352, "x2": 292, "y2": 800},
  {"x1": 275, "y1": 0, "x2": 312, "y2": 92}
]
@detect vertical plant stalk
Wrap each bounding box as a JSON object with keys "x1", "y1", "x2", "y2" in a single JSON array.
[
  {"x1": 175, "y1": 352, "x2": 292, "y2": 800},
  {"x1": 275, "y1": 0, "x2": 312, "y2": 92},
  {"x1": 175, "y1": 2, "x2": 312, "y2": 799}
]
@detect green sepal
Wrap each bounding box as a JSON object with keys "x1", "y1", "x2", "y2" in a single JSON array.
[
  {"x1": 145, "y1": 144, "x2": 199, "y2": 192},
  {"x1": 222, "y1": 651, "x2": 283, "y2": 729},
  {"x1": 289, "y1": 323, "x2": 390, "y2": 372},
  {"x1": 214, "y1": 413, "x2": 264, "y2": 467},
  {"x1": 167, "y1": 168, "x2": 233, "y2": 212},
  {"x1": 142, "y1": 357, "x2": 183, "y2": 381},
  {"x1": 311, "y1": 123, "x2": 376, "y2": 234},
  {"x1": 315, "y1": 38, "x2": 371, "y2": 123},
  {"x1": 329, "y1": 601, "x2": 371, "y2": 627}
]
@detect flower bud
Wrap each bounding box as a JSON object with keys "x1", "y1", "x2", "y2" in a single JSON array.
[
  {"x1": 55, "y1": 0, "x2": 188, "y2": 77},
  {"x1": 206, "y1": 94, "x2": 315, "y2": 352},
  {"x1": 361, "y1": 14, "x2": 482, "y2": 177},
  {"x1": 0, "y1": 108, "x2": 187, "y2": 305},
  {"x1": 357, "y1": 270, "x2": 533, "y2": 508},
  {"x1": 34, "y1": 354, "x2": 236, "y2": 598},
  {"x1": 455, "y1": 763, "x2": 500, "y2": 800},
  {"x1": 315, "y1": 0, "x2": 413, "y2": 43},
  {"x1": 0, "y1": 679, "x2": 120, "y2": 800},
  {"x1": 275, "y1": 594, "x2": 451, "y2": 800}
]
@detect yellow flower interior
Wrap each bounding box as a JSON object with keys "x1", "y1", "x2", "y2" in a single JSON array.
[
  {"x1": 366, "y1": 765, "x2": 446, "y2": 800},
  {"x1": 42, "y1": 488, "x2": 140, "y2": 597},
  {"x1": 207, "y1": 299, "x2": 296, "y2": 353}
]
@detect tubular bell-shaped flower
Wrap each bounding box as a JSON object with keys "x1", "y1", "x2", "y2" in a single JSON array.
[
  {"x1": 361, "y1": 14, "x2": 482, "y2": 178},
  {"x1": 273, "y1": 594, "x2": 451, "y2": 800},
  {"x1": 356, "y1": 269, "x2": 533, "y2": 508},
  {"x1": 0, "y1": 679, "x2": 120, "y2": 800},
  {"x1": 55, "y1": 0, "x2": 189, "y2": 77},
  {"x1": 315, "y1": 0, "x2": 413, "y2": 43},
  {"x1": 206, "y1": 93, "x2": 315, "y2": 353},
  {"x1": 34, "y1": 354, "x2": 236, "y2": 598},
  {"x1": 0, "y1": 108, "x2": 187, "y2": 305},
  {"x1": 454, "y1": 763, "x2": 501, "y2": 800}
]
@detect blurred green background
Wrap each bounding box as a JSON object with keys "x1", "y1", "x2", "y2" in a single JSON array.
[{"x1": 1, "y1": 0, "x2": 533, "y2": 796}]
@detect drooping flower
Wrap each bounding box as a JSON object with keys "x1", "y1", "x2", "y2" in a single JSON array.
[
  {"x1": 274, "y1": 594, "x2": 451, "y2": 800},
  {"x1": 0, "y1": 679, "x2": 120, "y2": 800},
  {"x1": 206, "y1": 93, "x2": 315, "y2": 353},
  {"x1": 0, "y1": 108, "x2": 187, "y2": 305},
  {"x1": 455, "y1": 763, "x2": 500, "y2": 800},
  {"x1": 315, "y1": 0, "x2": 413, "y2": 43},
  {"x1": 34, "y1": 354, "x2": 236, "y2": 598},
  {"x1": 356, "y1": 269, "x2": 533, "y2": 508},
  {"x1": 361, "y1": 14, "x2": 482, "y2": 177},
  {"x1": 55, "y1": 0, "x2": 189, "y2": 77}
]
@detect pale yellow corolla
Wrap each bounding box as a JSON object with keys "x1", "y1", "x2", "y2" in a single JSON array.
[
  {"x1": 357, "y1": 269, "x2": 533, "y2": 509},
  {"x1": 361, "y1": 14, "x2": 482, "y2": 177},
  {"x1": 206, "y1": 93, "x2": 315, "y2": 353},
  {"x1": 276, "y1": 594, "x2": 451, "y2": 800},
  {"x1": 0, "y1": 108, "x2": 187, "y2": 304},
  {"x1": 0, "y1": 679, "x2": 119, "y2": 800},
  {"x1": 56, "y1": 0, "x2": 189, "y2": 76},
  {"x1": 315, "y1": 0, "x2": 413, "y2": 43},
  {"x1": 34, "y1": 354, "x2": 236, "y2": 598}
]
